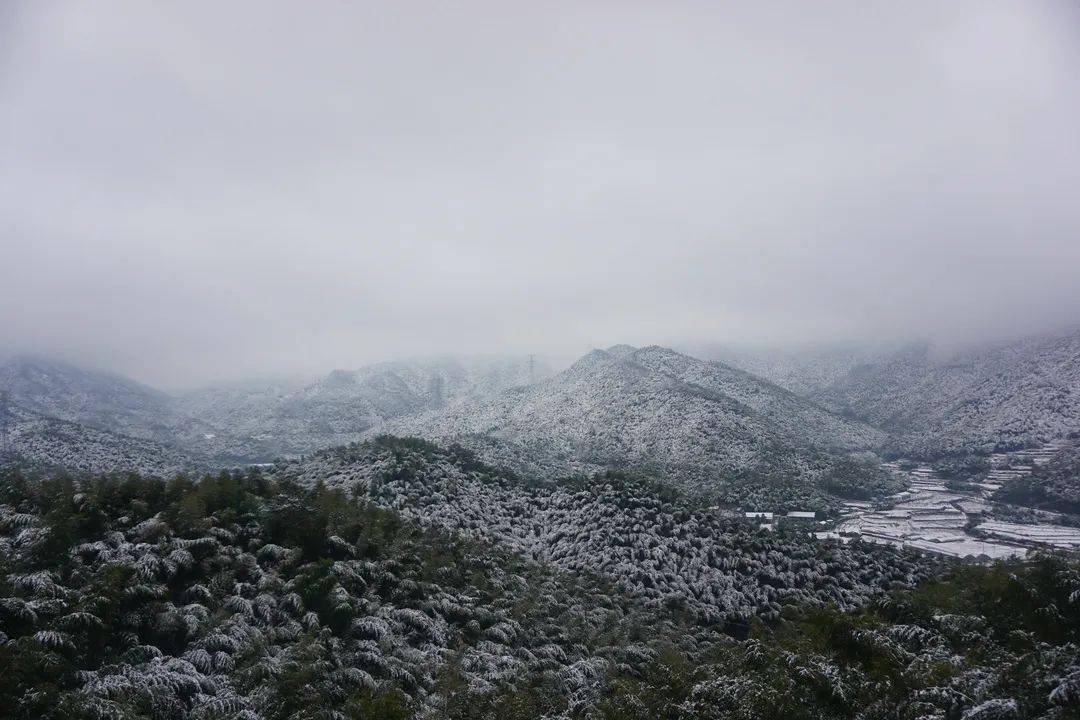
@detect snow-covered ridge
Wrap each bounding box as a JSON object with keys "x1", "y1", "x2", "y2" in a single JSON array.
[
  {"x1": 175, "y1": 354, "x2": 552, "y2": 457},
  {"x1": 0, "y1": 402, "x2": 192, "y2": 476},
  {"x1": 0, "y1": 353, "x2": 551, "y2": 469},
  {"x1": 710, "y1": 330, "x2": 1080, "y2": 457},
  {"x1": 375, "y1": 345, "x2": 884, "y2": 490}
]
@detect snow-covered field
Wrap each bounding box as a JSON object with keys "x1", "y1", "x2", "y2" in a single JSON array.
[
  {"x1": 831, "y1": 443, "x2": 1073, "y2": 560},
  {"x1": 975, "y1": 521, "x2": 1080, "y2": 549}
]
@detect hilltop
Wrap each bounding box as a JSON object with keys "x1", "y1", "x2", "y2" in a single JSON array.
[{"x1": 377, "y1": 345, "x2": 884, "y2": 492}]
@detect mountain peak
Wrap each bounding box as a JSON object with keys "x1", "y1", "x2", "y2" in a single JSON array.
[
  {"x1": 568, "y1": 348, "x2": 615, "y2": 371},
  {"x1": 604, "y1": 344, "x2": 639, "y2": 359},
  {"x1": 322, "y1": 369, "x2": 359, "y2": 387},
  {"x1": 378, "y1": 343, "x2": 884, "y2": 488}
]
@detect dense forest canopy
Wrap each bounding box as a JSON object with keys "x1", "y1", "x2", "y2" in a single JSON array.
[{"x1": 1, "y1": 439, "x2": 1079, "y2": 719}]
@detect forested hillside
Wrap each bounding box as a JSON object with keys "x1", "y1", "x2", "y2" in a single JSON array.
[
  {"x1": 277, "y1": 439, "x2": 920, "y2": 622},
  {"x1": 0, "y1": 403, "x2": 193, "y2": 477},
  {"x1": 3, "y1": 439, "x2": 1079, "y2": 719}
]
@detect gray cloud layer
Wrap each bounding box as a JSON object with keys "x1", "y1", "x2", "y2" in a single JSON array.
[{"x1": 2, "y1": 1, "x2": 1079, "y2": 387}]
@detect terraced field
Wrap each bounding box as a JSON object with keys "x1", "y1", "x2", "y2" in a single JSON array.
[{"x1": 831, "y1": 442, "x2": 1080, "y2": 559}]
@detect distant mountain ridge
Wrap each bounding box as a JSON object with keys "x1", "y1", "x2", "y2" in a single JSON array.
[
  {"x1": 811, "y1": 330, "x2": 1080, "y2": 456},
  {"x1": 375, "y1": 344, "x2": 884, "y2": 489},
  {"x1": 0, "y1": 400, "x2": 192, "y2": 476},
  {"x1": 713, "y1": 330, "x2": 1080, "y2": 457},
  {"x1": 695, "y1": 343, "x2": 892, "y2": 396},
  {"x1": 0, "y1": 355, "x2": 174, "y2": 437},
  {"x1": 174, "y1": 354, "x2": 553, "y2": 457},
  {"x1": 0, "y1": 353, "x2": 552, "y2": 470},
  {"x1": 5, "y1": 330, "x2": 1080, "y2": 480},
  {"x1": 0, "y1": 355, "x2": 278, "y2": 465}
]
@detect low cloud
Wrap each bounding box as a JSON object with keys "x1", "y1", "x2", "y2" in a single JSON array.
[{"x1": 2, "y1": 1, "x2": 1079, "y2": 386}]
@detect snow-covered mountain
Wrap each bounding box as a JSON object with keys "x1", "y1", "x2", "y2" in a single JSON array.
[
  {"x1": 694, "y1": 343, "x2": 892, "y2": 396},
  {"x1": 0, "y1": 400, "x2": 193, "y2": 476},
  {"x1": 810, "y1": 330, "x2": 1080, "y2": 456},
  {"x1": 0, "y1": 356, "x2": 275, "y2": 465},
  {"x1": 375, "y1": 345, "x2": 884, "y2": 489},
  {"x1": 0, "y1": 353, "x2": 554, "y2": 470},
  {"x1": 0, "y1": 356, "x2": 175, "y2": 438},
  {"x1": 701, "y1": 330, "x2": 1080, "y2": 458},
  {"x1": 12, "y1": 330, "x2": 1078, "y2": 481},
  {"x1": 175, "y1": 354, "x2": 553, "y2": 457}
]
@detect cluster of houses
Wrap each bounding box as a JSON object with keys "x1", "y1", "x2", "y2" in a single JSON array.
[{"x1": 743, "y1": 510, "x2": 818, "y2": 532}]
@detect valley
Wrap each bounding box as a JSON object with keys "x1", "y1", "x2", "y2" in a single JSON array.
[
  {"x1": 829, "y1": 442, "x2": 1080, "y2": 560},
  {"x1": 3, "y1": 333, "x2": 1080, "y2": 719}
]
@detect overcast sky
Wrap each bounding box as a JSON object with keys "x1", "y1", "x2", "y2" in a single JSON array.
[{"x1": 2, "y1": 1, "x2": 1080, "y2": 387}]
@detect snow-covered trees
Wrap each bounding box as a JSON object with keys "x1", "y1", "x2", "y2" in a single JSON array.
[
  {"x1": 0, "y1": 461, "x2": 723, "y2": 718},
  {"x1": 3, "y1": 440, "x2": 1079, "y2": 719},
  {"x1": 280, "y1": 439, "x2": 934, "y2": 625}
]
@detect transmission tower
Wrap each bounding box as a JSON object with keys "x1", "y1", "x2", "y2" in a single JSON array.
[{"x1": 528, "y1": 354, "x2": 535, "y2": 384}]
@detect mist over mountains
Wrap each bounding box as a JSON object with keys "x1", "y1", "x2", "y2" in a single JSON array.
[
  {"x1": 4, "y1": 328, "x2": 1080, "y2": 483},
  {"x1": 0, "y1": 353, "x2": 549, "y2": 472},
  {"x1": 5, "y1": 320, "x2": 1080, "y2": 720},
  {"x1": 712, "y1": 330, "x2": 1080, "y2": 457},
  {"x1": 4, "y1": 332, "x2": 1080, "y2": 718}
]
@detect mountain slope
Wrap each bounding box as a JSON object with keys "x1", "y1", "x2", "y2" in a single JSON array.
[
  {"x1": 812, "y1": 330, "x2": 1080, "y2": 456},
  {"x1": 695, "y1": 343, "x2": 891, "y2": 396},
  {"x1": 279, "y1": 438, "x2": 928, "y2": 624},
  {"x1": 0, "y1": 400, "x2": 192, "y2": 476},
  {"x1": 0, "y1": 354, "x2": 552, "y2": 470},
  {"x1": 0, "y1": 356, "x2": 274, "y2": 465},
  {"x1": 4, "y1": 438, "x2": 1076, "y2": 720},
  {"x1": 0, "y1": 356, "x2": 175, "y2": 438},
  {"x1": 176, "y1": 354, "x2": 551, "y2": 457},
  {"x1": 376, "y1": 345, "x2": 884, "y2": 489}
]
